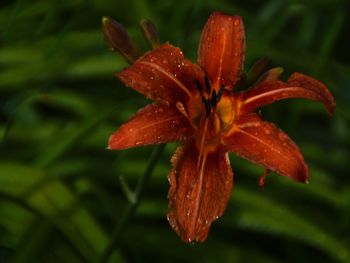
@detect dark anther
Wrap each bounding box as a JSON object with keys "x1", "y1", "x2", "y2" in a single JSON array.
[
  {"x1": 204, "y1": 76, "x2": 211, "y2": 94},
  {"x1": 217, "y1": 85, "x2": 224, "y2": 101},
  {"x1": 201, "y1": 96, "x2": 211, "y2": 117},
  {"x1": 210, "y1": 90, "x2": 217, "y2": 107},
  {"x1": 195, "y1": 79, "x2": 202, "y2": 93}
]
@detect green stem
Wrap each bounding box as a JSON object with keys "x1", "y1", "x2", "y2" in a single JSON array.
[{"x1": 99, "y1": 144, "x2": 166, "y2": 263}]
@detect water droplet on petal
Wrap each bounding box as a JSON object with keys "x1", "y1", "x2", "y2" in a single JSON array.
[
  {"x1": 128, "y1": 128, "x2": 134, "y2": 132},
  {"x1": 135, "y1": 140, "x2": 144, "y2": 145}
]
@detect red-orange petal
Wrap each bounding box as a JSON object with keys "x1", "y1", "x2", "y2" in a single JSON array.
[
  {"x1": 240, "y1": 72, "x2": 336, "y2": 115},
  {"x1": 117, "y1": 43, "x2": 198, "y2": 105},
  {"x1": 108, "y1": 103, "x2": 193, "y2": 150},
  {"x1": 223, "y1": 114, "x2": 308, "y2": 183},
  {"x1": 167, "y1": 142, "x2": 233, "y2": 242},
  {"x1": 198, "y1": 12, "x2": 245, "y2": 90}
]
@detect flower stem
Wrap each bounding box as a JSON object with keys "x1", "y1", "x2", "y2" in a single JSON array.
[{"x1": 99, "y1": 144, "x2": 166, "y2": 263}]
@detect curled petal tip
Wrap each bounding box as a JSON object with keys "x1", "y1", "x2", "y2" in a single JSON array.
[{"x1": 287, "y1": 72, "x2": 336, "y2": 115}]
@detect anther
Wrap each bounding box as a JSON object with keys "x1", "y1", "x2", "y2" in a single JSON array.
[
  {"x1": 210, "y1": 90, "x2": 217, "y2": 107},
  {"x1": 204, "y1": 76, "x2": 211, "y2": 94},
  {"x1": 217, "y1": 85, "x2": 224, "y2": 101},
  {"x1": 195, "y1": 79, "x2": 202, "y2": 93},
  {"x1": 201, "y1": 96, "x2": 211, "y2": 117}
]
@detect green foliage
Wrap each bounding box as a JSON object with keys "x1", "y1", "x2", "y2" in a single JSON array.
[{"x1": 1, "y1": 0, "x2": 349, "y2": 262}]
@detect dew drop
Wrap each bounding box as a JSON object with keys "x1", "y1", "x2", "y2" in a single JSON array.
[
  {"x1": 135, "y1": 140, "x2": 144, "y2": 145},
  {"x1": 234, "y1": 20, "x2": 240, "y2": 26},
  {"x1": 264, "y1": 129, "x2": 271, "y2": 135},
  {"x1": 278, "y1": 132, "x2": 286, "y2": 141},
  {"x1": 128, "y1": 128, "x2": 134, "y2": 132}
]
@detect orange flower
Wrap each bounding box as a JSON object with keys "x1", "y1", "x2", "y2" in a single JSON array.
[{"x1": 104, "y1": 12, "x2": 335, "y2": 242}]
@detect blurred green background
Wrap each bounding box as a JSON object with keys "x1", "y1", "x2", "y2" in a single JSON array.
[{"x1": 1, "y1": 0, "x2": 350, "y2": 262}]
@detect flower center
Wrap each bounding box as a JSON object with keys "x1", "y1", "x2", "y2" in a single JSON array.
[{"x1": 187, "y1": 77, "x2": 237, "y2": 150}]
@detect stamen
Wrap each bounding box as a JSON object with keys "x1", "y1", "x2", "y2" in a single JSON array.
[
  {"x1": 201, "y1": 96, "x2": 211, "y2": 117},
  {"x1": 217, "y1": 85, "x2": 224, "y2": 102},
  {"x1": 210, "y1": 90, "x2": 217, "y2": 107},
  {"x1": 195, "y1": 79, "x2": 203, "y2": 93},
  {"x1": 204, "y1": 76, "x2": 211, "y2": 94},
  {"x1": 258, "y1": 169, "x2": 270, "y2": 190}
]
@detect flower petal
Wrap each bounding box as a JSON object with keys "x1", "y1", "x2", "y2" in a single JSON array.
[
  {"x1": 223, "y1": 114, "x2": 308, "y2": 182},
  {"x1": 167, "y1": 142, "x2": 233, "y2": 242},
  {"x1": 108, "y1": 103, "x2": 193, "y2": 150},
  {"x1": 240, "y1": 72, "x2": 336, "y2": 115},
  {"x1": 117, "y1": 43, "x2": 198, "y2": 105},
  {"x1": 198, "y1": 12, "x2": 245, "y2": 89}
]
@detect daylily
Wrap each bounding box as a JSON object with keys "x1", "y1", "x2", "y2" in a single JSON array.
[{"x1": 103, "y1": 12, "x2": 335, "y2": 243}]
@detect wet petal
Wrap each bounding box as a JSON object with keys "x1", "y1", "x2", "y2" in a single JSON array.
[
  {"x1": 108, "y1": 103, "x2": 193, "y2": 150},
  {"x1": 167, "y1": 142, "x2": 233, "y2": 242},
  {"x1": 198, "y1": 12, "x2": 245, "y2": 90},
  {"x1": 223, "y1": 114, "x2": 308, "y2": 182},
  {"x1": 117, "y1": 44, "x2": 199, "y2": 105},
  {"x1": 240, "y1": 73, "x2": 336, "y2": 115}
]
